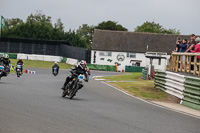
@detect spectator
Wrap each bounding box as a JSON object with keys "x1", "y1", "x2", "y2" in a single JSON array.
[
  {"x1": 189, "y1": 37, "x2": 200, "y2": 71},
  {"x1": 173, "y1": 37, "x2": 182, "y2": 52},
  {"x1": 177, "y1": 39, "x2": 188, "y2": 69},
  {"x1": 185, "y1": 34, "x2": 197, "y2": 70}
]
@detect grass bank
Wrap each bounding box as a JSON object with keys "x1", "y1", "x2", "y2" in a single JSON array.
[
  {"x1": 10, "y1": 59, "x2": 72, "y2": 69},
  {"x1": 98, "y1": 73, "x2": 168, "y2": 101}
]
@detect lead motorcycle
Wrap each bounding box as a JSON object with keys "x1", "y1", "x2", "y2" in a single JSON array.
[
  {"x1": 0, "y1": 64, "x2": 10, "y2": 80},
  {"x1": 62, "y1": 71, "x2": 87, "y2": 99},
  {"x1": 0, "y1": 65, "x2": 5, "y2": 80},
  {"x1": 16, "y1": 65, "x2": 23, "y2": 77}
]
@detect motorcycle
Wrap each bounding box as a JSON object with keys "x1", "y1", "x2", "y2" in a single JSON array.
[
  {"x1": 52, "y1": 67, "x2": 58, "y2": 76},
  {"x1": 16, "y1": 65, "x2": 22, "y2": 77},
  {"x1": 0, "y1": 65, "x2": 5, "y2": 80},
  {"x1": 62, "y1": 72, "x2": 86, "y2": 99}
]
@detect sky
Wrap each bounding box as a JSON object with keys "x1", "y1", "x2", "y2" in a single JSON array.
[{"x1": 0, "y1": 0, "x2": 200, "y2": 35}]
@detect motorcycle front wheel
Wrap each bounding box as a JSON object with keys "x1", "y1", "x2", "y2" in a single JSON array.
[{"x1": 68, "y1": 84, "x2": 79, "y2": 99}]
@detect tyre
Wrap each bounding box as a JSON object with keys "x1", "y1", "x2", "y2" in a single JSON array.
[
  {"x1": 68, "y1": 85, "x2": 79, "y2": 99},
  {"x1": 62, "y1": 85, "x2": 69, "y2": 97},
  {"x1": 62, "y1": 89, "x2": 68, "y2": 97},
  {"x1": 17, "y1": 72, "x2": 20, "y2": 77}
]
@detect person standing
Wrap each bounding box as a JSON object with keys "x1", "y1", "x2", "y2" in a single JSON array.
[
  {"x1": 177, "y1": 39, "x2": 188, "y2": 69},
  {"x1": 189, "y1": 37, "x2": 200, "y2": 71},
  {"x1": 185, "y1": 34, "x2": 197, "y2": 70}
]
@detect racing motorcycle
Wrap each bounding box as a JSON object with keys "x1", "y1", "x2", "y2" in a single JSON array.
[
  {"x1": 16, "y1": 65, "x2": 23, "y2": 77},
  {"x1": 52, "y1": 67, "x2": 58, "y2": 76},
  {"x1": 62, "y1": 72, "x2": 86, "y2": 99},
  {"x1": 0, "y1": 65, "x2": 5, "y2": 80}
]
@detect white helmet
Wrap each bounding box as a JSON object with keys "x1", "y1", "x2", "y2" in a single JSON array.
[
  {"x1": 79, "y1": 60, "x2": 86, "y2": 69},
  {"x1": 3, "y1": 54, "x2": 9, "y2": 59},
  {"x1": 55, "y1": 62, "x2": 58, "y2": 64}
]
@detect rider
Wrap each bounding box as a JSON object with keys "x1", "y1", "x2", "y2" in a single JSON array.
[
  {"x1": 52, "y1": 62, "x2": 59, "y2": 74},
  {"x1": 16, "y1": 58, "x2": 24, "y2": 73},
  {"x1": 61, "y1": 60, "x2": 88, "y2": 90},
  {"x1": 0, "y1": 54, "x2": 11, "y2": 75}
]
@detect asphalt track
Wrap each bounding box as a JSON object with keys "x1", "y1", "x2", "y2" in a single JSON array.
[{"x1": 0, "y1": 68, "x2": 200, "y2": 133}]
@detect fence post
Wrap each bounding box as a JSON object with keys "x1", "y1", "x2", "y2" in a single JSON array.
[
  {"x1": 193, "y1": 56, "x2": 197, "y2": 75},
  {"x1": 176, "y1": 55, "x2": 179, "y2": 72},
  {"x1": 188, "y1": 56, "x2": 191, "y2": 73},
  {"x1": 180, "y1": 55, "x2": 183, "y2": 72},
  {"x1": 184, "y1": 55, "x2": 187, "y2": 73}
]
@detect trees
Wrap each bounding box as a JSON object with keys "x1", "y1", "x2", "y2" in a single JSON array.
[
  {"x1": 64, "y1": 30, "x2": 87, "y2": 48},
  {"x1": 2, "y1": 11, "x2": 65, "y2": 40},
  {"x1": 76, "y1": 24, "x2": 94, "y2": 49},
  {"x1": 96, "y1": 20, "x2": 128, "y2": 31},
  {"x1": 134, "y1": 21, "x2": 180, "y2": 35}
]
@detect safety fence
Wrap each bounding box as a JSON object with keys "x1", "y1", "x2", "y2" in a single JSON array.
[
  {"x1": 88, "y1": 64, "x2": 145, "y2": 72},
  {"x1": 170, "y1": 52, "x2": 200, "y2": 76},
  {"x1": 154, "y1": 70, "x2": 200, "y2": 110},
  {"x1": 0, "y1": 38, "x2": 91, "y2": 62},
  {"x1": 142, "y1": 69, "x2": 148, "y2": 80},
  {"x1": 0, "y1": 53, "x2": 78, "y2": 65},
  {"x1": 125, "y1": 66, "x2": 145, "y2": 72},
  {"x1": 87, "y1": 64, "x2": 116, "y2": 72}
]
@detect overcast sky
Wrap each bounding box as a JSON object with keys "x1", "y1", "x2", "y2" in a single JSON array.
[{"x1": 0, "y1": 0, "x2": 199, "y2": 35}]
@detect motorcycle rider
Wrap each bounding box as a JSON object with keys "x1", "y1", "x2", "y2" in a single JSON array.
[
  {"x1": 52, "y1": 62, "x2": 59, "y2": 74},
  {"x1": 61, "y1": 60, "x2": 88, "y2": 91},
  {"x1": 0, "y1": 54, "x2": 11, "y2": 75},
  {"x1": 16, "y1": 58, "x2": 24, "y2": 73}
]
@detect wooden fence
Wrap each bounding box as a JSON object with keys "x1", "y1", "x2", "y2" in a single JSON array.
[{"x1": 170, "y1": 52, "x2": 200, "y2": 76}]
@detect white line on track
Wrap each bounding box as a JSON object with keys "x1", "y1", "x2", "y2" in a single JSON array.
[{"x1": 102, "y1": 81, "x2": 200, "y2": 119}]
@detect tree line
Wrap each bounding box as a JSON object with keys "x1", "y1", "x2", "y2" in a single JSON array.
[{"x1": 2, "y1": 11, "x2": 180, "y2": 49}]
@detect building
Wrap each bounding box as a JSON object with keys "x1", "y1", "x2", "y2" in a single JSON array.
[{"x1": 91, "y1": 29, "x2": 191, "y2": 71}]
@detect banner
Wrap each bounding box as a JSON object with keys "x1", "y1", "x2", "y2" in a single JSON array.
[{"x1": 1, "y1": 16, "x2": 6, "y2": 28}]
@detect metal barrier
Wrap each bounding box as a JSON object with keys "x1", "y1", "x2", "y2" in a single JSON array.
[
  {"x1": 155, "y1": 70, "x2": 200, "y2": 110},
  {"x1": 142, "y1": 69, "x2": 147, "y2": 80}
]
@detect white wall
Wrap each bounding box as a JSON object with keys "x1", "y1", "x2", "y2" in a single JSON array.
[
  {"x1": 17, "y1": 54, "x2": 63, "y2": 62},
  {"x1": 91, "y1": 50, "x2": 170, "y2": 71}
]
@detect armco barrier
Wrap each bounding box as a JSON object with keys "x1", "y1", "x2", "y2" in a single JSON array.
[
  {"x1": 87, "y1": 64, "x2": 116, "y2": 72},
  {"x1": 154, "y1": 70, "x2": 200, "y2": 110},
  {"x1": 182, "y1": 76, "x2": 200, "y2": 110},
  {"x1": 66, "y1": 58, "x2": 78, "y2": 65},
  {"x1": 17, "y1": 54, "x2": 63, "y2": 62},
  {"x1": 142, "y1": 69, "x2": 147, "y2": 80}
]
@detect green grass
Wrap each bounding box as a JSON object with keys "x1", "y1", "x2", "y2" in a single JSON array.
[
  {"x1": 111, "y1": 82, "x2": 168, "y2": 100},
  {"x1": 100, "y1": 72, "x2": 142, "y2": 81},
  {"x1": 10, "y1": 59, "x2": 73, "y2": 69},
  {"x1": 98, "y1": 73, "x2": 168, "y2": 100}
]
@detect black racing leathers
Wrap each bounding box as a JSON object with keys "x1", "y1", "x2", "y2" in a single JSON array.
[
  {"x1": 16, "y1": 60, "x2": 24, "y2": 72},
  {"x1": 52, "y1": 64, "x2": 59, "y2": 73},
  {"x1": 62, "y1": 65, "x2": 88, "y2": 90}
]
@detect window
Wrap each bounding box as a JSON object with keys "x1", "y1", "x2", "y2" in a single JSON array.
[
  {"x1": 99, "y1": 51, "x2": 112, "y2": 56},
  {"x1": 127, "y1": 53, "x2": 136, "y2": 58}
]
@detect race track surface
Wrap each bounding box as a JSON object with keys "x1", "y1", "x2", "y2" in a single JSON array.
[{"x1": 0, "y1": 69, "x2": 199, "y2": 133}]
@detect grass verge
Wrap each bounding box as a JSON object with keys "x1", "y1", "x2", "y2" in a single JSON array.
[
  {"x1": 10, "y1": 59, "x2": 73, "y2": 69},
  {"x1": 98, "y1": 73, "x2": 168, "y2": 101}
]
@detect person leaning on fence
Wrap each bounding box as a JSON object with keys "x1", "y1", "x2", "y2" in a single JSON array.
[
  {"x1": 185, "y1": 34, "x2": 197, "y2": 70},
  {"x1": 177, "y1": 39, "x2": 188, "y2": 69},
  {"x1": 189, "y1": 37, "x2": 200, "y2": 71}
]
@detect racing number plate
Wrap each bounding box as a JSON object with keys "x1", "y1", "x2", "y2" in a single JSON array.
[{"x1": 78, "y1": 75, "x2": 84, "y2": 80}]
